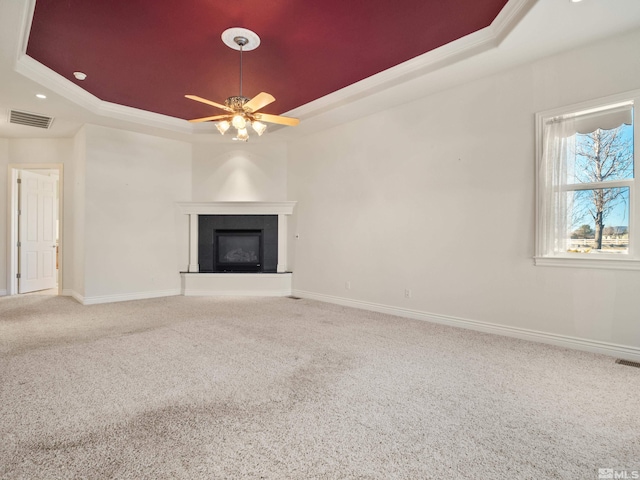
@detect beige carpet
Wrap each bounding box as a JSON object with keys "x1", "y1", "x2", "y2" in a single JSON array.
[{"x1": 0, "y1": 295, "x2": 638, "y2": 479}]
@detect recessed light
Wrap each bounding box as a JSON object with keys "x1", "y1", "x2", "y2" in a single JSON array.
[
  {"x1": 35, "y1": 93, "x2": 47, "y2": 99},
  {"x1": 570, "y1": 0, "x2": 583, "y2": 3},
  {"x1": 73, "y1": 71, "x2": 87, "y2": 80}
]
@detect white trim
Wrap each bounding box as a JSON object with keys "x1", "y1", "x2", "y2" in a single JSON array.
[
  {"x1": 489, "y1": 0, "x2": 536, "y2": 44},
  {"x1": 62, "y1": 289, "x2": 84, "y2": 304},
  {"x1": 533, "y1": 256, "x2": 640, "y2": 270},
  {"x1": 0, "y1": 290, "x2": 7, "y2": 297},
  {"x1": 6, "y1": 167, "x2": 18, "y2": 295},
  {"x1": 177, "y1": 201, "x2": 297, "y2": 215},
  {"x1": 292, "y1": 289, "x2": 640, "y2": 363},
  {"x1": 560, "y1": 179, "x2": 633, "y2": 191},
  {"x1": 75, "y1": 289, "x2": 181, "y2": 306},
  {"x1": 536, "y1": 89, "x2": 640, "y2": 122},
  {"x1": 277, "y1": 214, "x2": 288, "y2": 273},
  {"x1": 188, "y1": 214, "x2": 199, "y2": 272},
  {"x1": 15, "y1": 0, "x2": 35, "y2": 65}
]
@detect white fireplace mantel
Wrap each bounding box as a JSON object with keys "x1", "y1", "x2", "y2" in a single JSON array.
[
  {"x1": 177, "y1": 201, "x2": 297, "y2": 276},
  {"x1": 177, "y1": 201, "x2": 296, "y2": 216}
]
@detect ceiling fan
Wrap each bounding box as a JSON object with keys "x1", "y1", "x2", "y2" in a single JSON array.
[{"x1": 185, "y1": 28, "x2": 299, "y2": 142}]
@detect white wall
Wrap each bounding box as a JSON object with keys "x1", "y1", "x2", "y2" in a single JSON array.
[
  {"x1": 6, "y1": 138, "x2": 74, "y2": 166},
  {"x1": 66, "y1": 127, "x2": 86, "y2": 297},
  {"x1": 81, "y1": 125, "x2": 191, "y2": 302},
  {"x1": 191, "y1": 141, "x2": 287, "y2": 201},
  {"x1": 287, "y1": 29, "x2": 640, "y2": 353}
]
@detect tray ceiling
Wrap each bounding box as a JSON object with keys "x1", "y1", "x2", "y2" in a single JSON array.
[{"x1": 26, "y1": 0, "x2": 508, "y2": 121}]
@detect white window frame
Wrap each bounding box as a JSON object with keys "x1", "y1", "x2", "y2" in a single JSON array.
[{"x1": 534, "y1": 90, "x2": 640, "y2": 270}]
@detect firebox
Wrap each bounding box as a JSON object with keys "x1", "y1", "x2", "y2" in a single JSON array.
[{"x1": 214, "y1": 230, "x2": 263, "y2": 272}]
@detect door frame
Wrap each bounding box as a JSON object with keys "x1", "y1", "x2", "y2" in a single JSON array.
[{"x1": 7, "y1": 164, "x2": 64, "y2": 296}]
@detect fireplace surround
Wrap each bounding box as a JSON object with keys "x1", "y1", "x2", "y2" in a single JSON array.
[{"x1": 178, "y1": 202, "x2": 296, "y2": 296}]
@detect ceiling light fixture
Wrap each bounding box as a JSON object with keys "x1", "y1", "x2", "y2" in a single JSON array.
[
  {"x1": 35, "y1": 93, "x2": 47, "y2": 99},
  {"x1": 252, "y1": 121, "x2": 267, "y2": 136},
  {"x1": 185, "y1": 27, "x2": 299, "y2": 141},
  {"x1": 73, "y1": 71, "x2": 87, "y2": 80},
  {"x1": 216, "y1": 120, "x2": 231, "y2": 135}
]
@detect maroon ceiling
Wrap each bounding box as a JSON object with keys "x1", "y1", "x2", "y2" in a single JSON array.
[{"x1": 27, "y1": 0, "x2": 508, "y2": 121}]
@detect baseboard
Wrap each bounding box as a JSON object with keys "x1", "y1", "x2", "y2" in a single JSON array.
[
  {"x1": 0, "y1": 289, "x2": 7, "y2": 297},
  {"x1": 292, "y1": 289, "x2": 640, "y2": 363},
  {"x1": 76, "y1": 289, "x2": 181, "y2": 306},
  {"x1": 62, "y1": 289, "x2": 84, "y2": 304}
]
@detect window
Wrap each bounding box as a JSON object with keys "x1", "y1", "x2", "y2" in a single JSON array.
[{"x1": 535, "y1": 92, "x2": 640, "y2": 270}]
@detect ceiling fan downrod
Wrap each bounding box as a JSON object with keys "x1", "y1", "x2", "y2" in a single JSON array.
[{"x1": 234, "y1": 36, "x2": 248, "y2": 98}]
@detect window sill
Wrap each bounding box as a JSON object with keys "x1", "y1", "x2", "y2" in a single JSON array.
[{"x1": 534, "y1": 256, "x2": 640, "y2": 271}]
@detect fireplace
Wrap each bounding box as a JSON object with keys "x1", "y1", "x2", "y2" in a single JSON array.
[
  {"x1": 214, "y1": 230, "x2": 263, "y2": 272},
  {"x1": 178, "y1": 202, "x2": 296, "y2": 296}
]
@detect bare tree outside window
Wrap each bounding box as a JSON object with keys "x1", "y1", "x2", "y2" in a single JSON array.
[{"x1": 570, "y1": 125, "x2": 633, "y2": 250}]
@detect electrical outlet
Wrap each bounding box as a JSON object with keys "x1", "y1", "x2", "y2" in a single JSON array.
[
  {"x1": 345, "y1": 281, "x2": 351, "y2": 290},
  {"x1": 404, "y1": 289, "x2": 412, "y2": 298}
]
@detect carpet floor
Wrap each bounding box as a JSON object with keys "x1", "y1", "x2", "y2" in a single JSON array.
[{"x1": 0, "y1": 295, "x2": 638, "y2": 479}]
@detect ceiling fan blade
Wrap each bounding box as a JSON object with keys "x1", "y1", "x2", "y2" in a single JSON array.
[
  {"x1": 243, "y1": 92, "x2": 275, "y2": 113},
  {"x1": 185, "y1": 94, "x2": 233, "y2": 112},
  {"x1": 254, "y1": 113, "x2": 300, "y2": 126},
  {"x1": 188, "y1": 114, "x2": 231, "y2": 123}
]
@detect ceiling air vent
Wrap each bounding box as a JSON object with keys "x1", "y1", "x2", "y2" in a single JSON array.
[{"x1": 9, "y1": 110, "x2": 54, "y2": 129}]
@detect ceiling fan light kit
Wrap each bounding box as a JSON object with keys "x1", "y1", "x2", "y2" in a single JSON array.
[{"x1": 185, "y1": 27, "x2": 299, "y2": 141}]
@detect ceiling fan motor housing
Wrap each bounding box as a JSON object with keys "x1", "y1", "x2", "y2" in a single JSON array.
[{"x1": 225, "y1": 96, "x2": 250, "y2": 111}]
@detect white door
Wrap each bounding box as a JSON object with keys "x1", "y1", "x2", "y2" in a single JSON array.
[{"x1": 18, "y1": 170, "x2": 58, "y2": 293}]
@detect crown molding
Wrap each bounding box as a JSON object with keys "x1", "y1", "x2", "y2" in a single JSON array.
[
  {"x1": 15, "y1": 0, "x2": 35, "y2": 66},
  {"x1": 490, "y1": 0, "x2": 536, "y2": 44}
]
